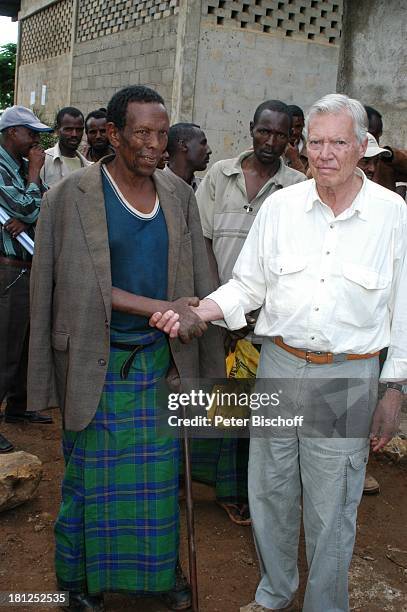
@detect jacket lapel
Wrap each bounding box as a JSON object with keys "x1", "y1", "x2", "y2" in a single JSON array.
[
  {"x1": 153, "y1": 171, "x2": 184, "y2": 301},
  {"x1": 76, "y1": 162, "x2": 112, "y2": 321}
]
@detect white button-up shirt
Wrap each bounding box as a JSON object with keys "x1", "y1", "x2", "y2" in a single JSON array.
[{"x1": 207, "y1": 170, "x2": 407, "y2": 380}]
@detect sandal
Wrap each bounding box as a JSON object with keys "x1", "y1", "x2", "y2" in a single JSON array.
[
  {"x1": 161, "y1": 562, "x2": 191, "y2": 611},
  {"x1": 218, "y1": 502, "x2": 251, "y2": 526}
]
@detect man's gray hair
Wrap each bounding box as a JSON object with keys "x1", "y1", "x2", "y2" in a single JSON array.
[{"x1": 304, "y1": 93, "x2": 368, "y2": 144}]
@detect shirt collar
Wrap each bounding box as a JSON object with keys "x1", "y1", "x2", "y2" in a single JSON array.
[
  {"x1": 50, "y1": 142, "x2": 88, "y2": 165},
  {"x1": 221, "y1": 150, "x2": 253, "y2": 176},
  {"x1": 50, "y1": 142, "x2": 62, "y2": 160},
  {"x1": 305, "y1": 168, "x2": 369, "y2": 220},
  {"x1": 164, "y1": 165, "x2": 181, "y2": 181},
  {"x1": 221, "y1": 150, "x2": 291, "y2": 189}
]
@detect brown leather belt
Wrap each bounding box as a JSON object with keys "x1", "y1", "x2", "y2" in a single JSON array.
[
  {"x1": 0, "y1": 255, "x2": 31, "y2": 268},
  {"x1": 273, "y1": 336, "x2": 380, "y2": 365}
]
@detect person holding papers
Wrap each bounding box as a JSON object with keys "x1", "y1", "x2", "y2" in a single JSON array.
[{"x1": 0, "y1": 105, "x2": 53, "y2": 453}]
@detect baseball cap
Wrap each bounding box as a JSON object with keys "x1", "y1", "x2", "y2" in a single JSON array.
[
  {"x1": 364, "y1": 132, "x2": 392, "y2": 158},
  {"x1": 0, "y1": 105, "x2": 53, "y2": 132}
]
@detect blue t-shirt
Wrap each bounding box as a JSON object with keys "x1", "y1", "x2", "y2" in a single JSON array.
[{"x1": 102, "y1": 166, "x2": 168, "y2": 332}]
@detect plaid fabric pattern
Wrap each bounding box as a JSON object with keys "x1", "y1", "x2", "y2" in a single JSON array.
[
  {"x1": 55, "y1": 330, "x2": 180, "y2": 595},
  {"x1": 186, "y1": 437, "x2": 249, "y2": 503}
]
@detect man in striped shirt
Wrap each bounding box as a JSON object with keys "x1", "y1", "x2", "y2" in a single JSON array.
[{"x1": 0, "y1": 106, "x2": 53, "y2": 453}]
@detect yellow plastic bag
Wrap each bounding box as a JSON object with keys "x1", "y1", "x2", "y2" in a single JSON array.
[
  {"x1": 226, "y1": 339, "x2": 260, "y2": 379},
  {"x1": 208, "y1": 340, "x2": 260, "y2": 426}
]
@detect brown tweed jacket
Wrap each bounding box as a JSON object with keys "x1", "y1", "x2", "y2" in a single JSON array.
[{"x1": 28, "y1": 160, "x2": 225, "y2": 431}]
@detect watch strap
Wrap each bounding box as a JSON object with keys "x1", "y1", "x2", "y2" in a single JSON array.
[{"x1": 381, "y1": 382, "x2": 404, "y2": 393}]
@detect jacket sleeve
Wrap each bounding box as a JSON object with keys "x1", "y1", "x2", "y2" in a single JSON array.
[
  {"x1": 187, "y1": 188, "x2": 226, "y2": 378},
  {"x1": 27, "y1": 192, "x2": 56, "y2": 410}
]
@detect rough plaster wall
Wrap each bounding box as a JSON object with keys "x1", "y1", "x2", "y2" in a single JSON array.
[
  {"x1": 338, "y1": 0, "x2": 407, "y2": 148},
  {"x1": 70, "y1": 16, "x2": 178, "y2": 117},
  {"x1": 193, "y1": 27, "x2": 340, "y2": 164},
  {"x1": 17, "y1": 54, "x2": 71, "y2": 120},
  {"x1": 19, "y1": 0, "x2": 57, "y2": 19}
]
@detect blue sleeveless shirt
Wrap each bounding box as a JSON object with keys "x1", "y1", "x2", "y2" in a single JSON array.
[{"x1": 102, "y1": 166, "x2": 168, "y2": 332}]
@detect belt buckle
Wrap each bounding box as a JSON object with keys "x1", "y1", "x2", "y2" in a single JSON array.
[
  {"x1": 305, "y1": 350, "x2": 313, "y2": 363},
  {"x1": 305, "y1": 350, "x2": 326, "y2": 364}
]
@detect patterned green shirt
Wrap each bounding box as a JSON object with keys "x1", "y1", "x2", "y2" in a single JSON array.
[{"x1": 0, "y1": 144, "x2": 47, "y2": 261}]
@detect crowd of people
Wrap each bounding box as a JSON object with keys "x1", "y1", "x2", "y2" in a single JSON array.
[{"x1": 0, "y1": 86, "x2": 406, "y2": 612}]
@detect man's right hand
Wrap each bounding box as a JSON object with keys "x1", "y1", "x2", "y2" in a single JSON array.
[
  {"x1": 150, "y1": 297, "x2": 207, "y2": 343},
  {"x1": 27, "y1": 145, "x2": 45, "y2": 181},
  {"x1": 4, "y1": 218, "x2": 30, "y2": 238}
]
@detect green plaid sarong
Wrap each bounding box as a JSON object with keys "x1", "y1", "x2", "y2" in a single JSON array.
[
  {"x1": 55, "y1": 330, "x2": 179, "y2": 595},
  {"x1": 187, "y1": 437, "x2": 249, "y2": 503}
]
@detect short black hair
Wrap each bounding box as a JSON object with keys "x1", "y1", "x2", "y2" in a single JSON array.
[
  {"x1": 107, "y1": 86, "x2": 165, "y2": 131},
  {"x1": 253, "y1": 100, "x2": 292, "y2": 128},
  {"x1": 287, "y1": 104, "x2": 304, "y2": 121},
  {"x1": 55, "y1": 106, "x2": 84, "y2": 128},
  {"x1": 85, "y1": 108, "x2": 107, "y2": 132},
  {"x1": 167, "y1": 123, "x2": 201, "y2": 156},
  {"x1": 364, "y1": 105, "x2": 383, "y2": 129}
]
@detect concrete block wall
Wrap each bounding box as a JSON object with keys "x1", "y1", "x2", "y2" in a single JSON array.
[
  {"x1": 17, "y1": 0, "x2": 179, "y2": 120},
  {"x1": 19, "y1": 0, "x2": 58, "y2": 19},
  {"x1": 16, "y1": 0, "x2": 74, "y2": 119},
  {"x1": 18, "y1": 55, "x2": 72, "y2": 120},
  {"x1": 338, "y1": 0, "x2": 407, "y2": 148},
  {"x1": 16, "y1": 0, "x2": 405, "y2": 162},
  {"x1": 70, "y1": 14, "x2": 178, "y2": 116},
  {"x1": 193, "y1": 16, "x2": 341, "y2": 163}
]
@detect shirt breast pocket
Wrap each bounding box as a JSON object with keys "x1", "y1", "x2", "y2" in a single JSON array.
[
  {"x1": 267, "y1": 255, "x2": 307, "y2": 315},
  {"x1": 336, "y1": 263, "x2": 391, "y2": 328}
]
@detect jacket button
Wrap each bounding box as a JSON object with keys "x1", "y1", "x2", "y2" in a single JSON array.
[{"x1": 98, "y1": 358, "x2": 106, "y2": 366}]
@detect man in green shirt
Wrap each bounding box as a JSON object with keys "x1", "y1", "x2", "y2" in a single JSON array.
[{"x1": 0, "y1": 105, "x2": 53, "y2": 453}]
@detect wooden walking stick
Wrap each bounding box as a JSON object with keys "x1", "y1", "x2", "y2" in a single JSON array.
[{"x1": 181, "y1": 403, "x2": 199, "y2": 612}]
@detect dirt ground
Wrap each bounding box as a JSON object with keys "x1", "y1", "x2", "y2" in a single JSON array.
[{"x1": 0, "y1": 411, "x2": 406, "y2": 612}]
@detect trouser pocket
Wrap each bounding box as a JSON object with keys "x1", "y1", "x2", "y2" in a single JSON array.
[{"x1": 344, "y1": 446, "x2": 369, "y2": 511}]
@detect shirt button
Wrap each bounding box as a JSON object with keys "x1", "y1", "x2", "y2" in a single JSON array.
[
  {"x1": 330, "y1": 224, "x2": 334, "y2": 229},
  {"x1": 98, "y1": 358, "x2": 106, "y2": 366},
  {"x1": 311, "y1": 336, "x2": 315, "y2": 340},
  {"x1": 320, "y1": 278, "x2": 325, "y2": 283},
  {"x1": 314, "y1": 307, "x2": 319, "y2": 311},
  {"x1": 326, "y1": 251, "x2": 330, "y2": 255}
]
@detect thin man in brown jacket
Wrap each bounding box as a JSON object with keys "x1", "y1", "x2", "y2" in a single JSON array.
[{"x1": 28, "y1": 86, "x2": 224, "y2": 612}]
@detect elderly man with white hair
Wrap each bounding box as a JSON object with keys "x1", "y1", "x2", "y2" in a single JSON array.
[{"x1": 151, "y1": 93, "x2": 407, "y2": 612}]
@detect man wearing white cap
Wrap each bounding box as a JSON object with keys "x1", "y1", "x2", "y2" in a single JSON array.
[
  {"x1": 358, "y1": 133, "x2": 400, "y2": 495},
  {"x1": 357, "y1": 132, "x2": 392, "y2": 181},
  {"x1": 0, "y1": 105, "x2": 53, "y2": 453}
]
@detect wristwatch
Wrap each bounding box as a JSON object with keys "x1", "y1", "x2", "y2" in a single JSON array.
[{"x1": 380, "y1": 382, "x2": 405, "y2": 393}]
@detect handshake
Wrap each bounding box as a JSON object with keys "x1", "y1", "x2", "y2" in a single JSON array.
[
  {"x1": 112, "y1": 288, "x2": 224, "y2": 343},
  {"x1": 149, "y1": 297, "x2": 207, "y2": 343}
]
